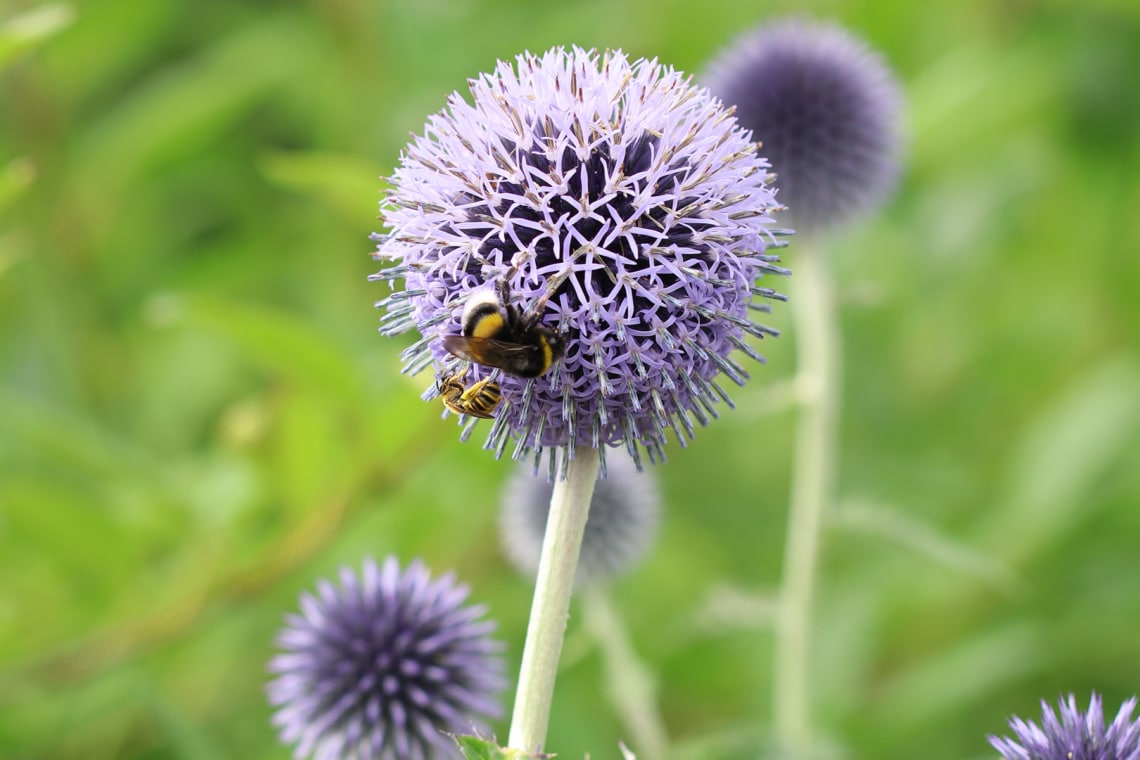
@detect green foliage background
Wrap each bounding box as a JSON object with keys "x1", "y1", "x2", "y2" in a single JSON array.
[{"x1": 2, "y1": 1, "x2": 1139, "y2": 758}]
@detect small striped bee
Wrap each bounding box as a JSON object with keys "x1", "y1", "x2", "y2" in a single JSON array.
[
  {"x1": 437, "y1": 372, "x2": 502, "y2": 419},
  {"x1": 441, "y1": 279, "x2": 564, "y2": 379}
]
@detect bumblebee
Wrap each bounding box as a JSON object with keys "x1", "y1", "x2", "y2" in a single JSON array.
[
  {"x1": 441, "y1": 279, "x2": 564, "y2": 379},
  {"x1": 437, "y1": 372, "x2": 502, "y2": 419}
]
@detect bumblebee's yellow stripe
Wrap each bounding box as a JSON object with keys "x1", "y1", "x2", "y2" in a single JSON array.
[
  {"x1": 467, "y1": 307, "x2": 505, "y2": 339},
  {"x1": 539, "y1": 336, "x2": 554, "y2": 372}
]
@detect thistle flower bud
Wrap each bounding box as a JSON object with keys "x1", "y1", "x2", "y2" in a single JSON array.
[
  {"x1": 267, "y1": 557, "x2": 505, "y2": 760},
  {"x1": 703, "y1": 18, "x2": 903, "y2": 232},
  {"x1": 373, "y1": 47, "x2": 788, "y2": 471},
  {"x1": 500, "y1": 451, "x2": 660, "y2": 585}
]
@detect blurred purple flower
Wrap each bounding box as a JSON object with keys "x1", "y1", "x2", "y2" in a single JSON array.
[
  {"x1": 372, "y1": 46, "x2": 787, "y2": 470},
  {"x1": 268, "y1": 557, "x2": 505, "y2": 760},
  {"x1": 989, "y1": 693, "x2": 1140, "y2": 760},
  {"x1": 703, "y1": 18, "x2": 903, "y2": 232},
  {"x1": 500, "y1": 450, "x2": 660, "y2": 585}
]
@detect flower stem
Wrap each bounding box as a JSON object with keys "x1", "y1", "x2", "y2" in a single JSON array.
[
  {"x1": 581, "y1": 585, "x2": 669, "y2": 759},
  {"x1": 508, "y1": 447, "x2": 601, "y2": 754},
  {"x1": 774, "y1": 246, "x2": 840, "y2": 753}
]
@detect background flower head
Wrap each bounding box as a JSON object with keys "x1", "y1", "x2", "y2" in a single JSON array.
[
  {"x1": 373, "y1": 46, "x2": 787, "y2": 470},
  {"x1": 988, "y1": 693, "x2": 1140, "y2": 760},
  {"x1": 702, "y1": 18, "x2": 903, "y2": 233},
  {"x1": 267, "y1": 557, "x2": 505, "y2": 760},
  {"x1": 500, "y1": 450, "x2": 660, "y2": 585}
]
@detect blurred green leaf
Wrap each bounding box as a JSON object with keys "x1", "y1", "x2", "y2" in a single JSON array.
[
  {"x1": 875, "y1": 623, "x2": 1045, "y2": 730},
  {"x1": 139, "y1": 674, "x2": 227, "y2": 760},
  {"x1": 453, "y1": 735, "x2": 520, "y2": 759},
  {"x1": 0, "y1": 157, "x2": 36, "y2": 215},
  {"x1": 0, "y1": 231, "x2": 29, "y2": 282},
  {"x1": 168, "y1": 451, "x2": 262, "y2": 528},
  {"x1": 74, "y1": 13, "x2": 313, "y2": 192},
  {"x1": 832, "y1": 498, "x2": 1025, "y2": 597},
  {"x1": 680, "y1": 583, "x2": 779, "y2": 638},
  {"x1": 977, "y1": 355, "x2": 1140, "y2": 563},
  {"x1": 908, "y1": 40, "x2": 1054, "y2": 174},
  {"x1": 0, "y1": 3, "x2": 74, "y2": 70},
  {"x1": 165, "y1": 292, "x2": 366, "y2": 402},
  {"x1": 669, "y1": 727, "x2": 809, "y2": 760},
  {"x1": 0, "y1": 387, "x2": 184, "y2": 508},
  {"x1": 0, "y1": 475, "x2": 132, "y2": 588},
  {"x1": 260, "y1": 149, "x2": 390, "y2": 223},
  {"x1": 272, "y1": 388, "x2": 353, "y2": 516}
]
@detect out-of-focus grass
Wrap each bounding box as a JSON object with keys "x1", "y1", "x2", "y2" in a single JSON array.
[{"x1": 2, "y1": 1, "x2": 1139, "y2": 759}]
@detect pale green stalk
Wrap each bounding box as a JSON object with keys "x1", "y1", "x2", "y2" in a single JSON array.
[
  {"x1": 581, "y1": 586, "x2": 669, "y2": 759},
  {"x1": 774, "y1": 246, "x2": 840, "y2": 752},
  {"x1": 508, "y1": 447, "x2": 601, "y2": 754}
]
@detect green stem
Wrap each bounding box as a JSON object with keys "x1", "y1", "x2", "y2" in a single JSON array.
[
  {"x1": 507, "y1": 447, "x2": 601, "y2": 754},
  {"x1": 774, "y1": 247, "x2": 841, "y2": 753},
  {"x1": 581, "y1": 586, "x2": 669, "y2": 759}
]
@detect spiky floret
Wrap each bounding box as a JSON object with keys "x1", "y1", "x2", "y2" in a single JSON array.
[
  {"x1": 989, "y1": 693, "x2": 1140, "y2": 760},
  {"x1": 373, "y1": 46, "x2": 788, "y2": 471},
  {"x1": 267, "y1": 557, "x2": 505, "y2": 760}
]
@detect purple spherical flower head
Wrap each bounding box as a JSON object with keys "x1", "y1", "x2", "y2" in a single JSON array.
[
  {"x1": 702, "y1": 18, "x2": 903, "y2": 233},
  {"x1": 500, "y1": 449, "x2": 660, "y2": 585},
  {"x1": 989, "y1": 693, "x2": 1140, "y2": 760},
  {"x1": 372, "y1": 47, "x2": 788, "y2": 472},
  {"x1": 267, "y1": 557, "x2": 505, "y2": 760}
]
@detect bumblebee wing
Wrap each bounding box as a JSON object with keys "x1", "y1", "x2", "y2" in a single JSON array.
[
  {"x1": 441, "y1": 335, "x2": 478, "y2": 362},
  {"x1": 441, "y1": 335, "x2": 540, "y2": 363}
]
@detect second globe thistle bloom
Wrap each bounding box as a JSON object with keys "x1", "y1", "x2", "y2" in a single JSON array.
[
  {"x1": 373, "y1": 47, "x2": 787, "y2": 468},
  {"x1": 989, "y1": 693, "x2": 1140, "y2": 760},
  {"x1": 703, "y1": 18, "x2": 903, "y2": 232},
  {"x1": 267, "y1": 557, "x2": 505, "y2": 760},
  {"x1": 500, "y1": 450, "x2": 660, "y2": 585}
]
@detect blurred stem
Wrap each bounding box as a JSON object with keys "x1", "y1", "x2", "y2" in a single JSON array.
[
  {"x1": 508, "y1": 447, "x2": 601, "y2": 754},
  {"x1": 581, "y1": 586, "x2": 669, "y2": 759},
  {"x1": 774, "y1": 246, "x2": 840, "y2": 753}
]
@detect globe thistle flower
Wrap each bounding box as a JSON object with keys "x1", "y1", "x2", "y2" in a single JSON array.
[
  {"x1": 988, "y1": 693, "x2": 1140, "y2": 760},
  {"x1": 267, "y1": 557, "x2": 505, "y2": 760},
  {"x1": 500, "y1": 450, "x2": 660, "y2": 585},
  {"x1": 372, "y1": 47, "x2": 788, "y2": 471},
  {"x1": 702, "y1": 18, "x2": 903, "y2": 232}
]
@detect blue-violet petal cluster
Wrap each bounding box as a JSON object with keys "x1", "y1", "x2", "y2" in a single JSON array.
[
  {"x1": 267, "y1": 557, "x2": 505, "y2": 760},
  {"x1": 372, "y1": 47, "x2": 787, "y2": 469},
  {"x1": 703, "y1": 18, "x2": 903, "y2": 232},
  {"x1": 989, "y1": 693, "x2": 1140, "y2": 760}
]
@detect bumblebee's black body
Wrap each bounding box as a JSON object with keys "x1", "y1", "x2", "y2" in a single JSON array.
[
  {"x1": 437, "y1": 373, "x2": 502, "y2": 419},
  {"x1": 441, "y1": 280, "x2": 563, "y2": 379}
]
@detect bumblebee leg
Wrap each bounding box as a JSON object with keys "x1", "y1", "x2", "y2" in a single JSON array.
[
  {"x1": 521, "y1": 264, "x2": 577, "y2": 330},
  {"x1": 526, "y1": 245, "x2": 592, "y2": 318}
]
